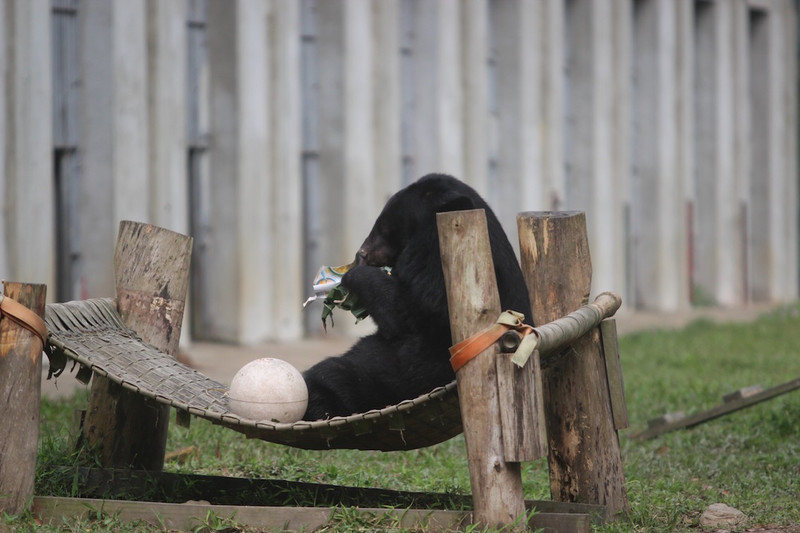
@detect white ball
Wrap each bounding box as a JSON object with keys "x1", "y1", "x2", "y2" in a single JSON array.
[{"x1": 228, "y1": 358, "x2": 308, "y2": 423}]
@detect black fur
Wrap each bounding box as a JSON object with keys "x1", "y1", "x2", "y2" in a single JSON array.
[{"x1": 302, "y1": 174, "x2": 531, "y2": 420}]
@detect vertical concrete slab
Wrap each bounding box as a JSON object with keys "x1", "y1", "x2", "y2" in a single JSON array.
[
  {"x1": 112, "y1": 0, "x2": 150, "y2": 225},
  {"x1": 563, "y1": 0, "x2": 592, "y2": 209},
  {"x1": 750, "y1": 0, "x2": 799, "y2": 302},
  {"x1": 733, "y1": 1, "x2": 750, "y2": 302},
  {"x1": 461, "y1": 0, "x2": 489, "y2": 197},
  {"x1": 372, "y1": 0, "x2": 402, "y2": 205},
  {"x1": 78, "y1": 0, "x2": 151, "y2": 299},
  {"x1": 541, "y1": 0, "x2": 566, "y2": 210},
  {"x1": 693, "y1": 0, "x2": 715, "y2": 305},
  {"x1": 235, "y1": 0, "x2": 272, "y2": 343},
  {"x1": 398, "y1": 0, "x2": 415, "y2": 184},
  {"x1": 435, "y1": 0, "x2": 463, "y2": 179},
  {"x1": 563, "y1": 0, "x2": 628, "y2": 303},
  {"x1": 315, "y1": 0, "x2": 344, "y2": 272},
  {"x1": 316, "y1": 0, "x2": 356, "y2": 260},
  {"x1": 313, "y1": 0, "x2": 376, "y2": 338},
  {"x1": 205, "y1": 0, "x2": 273, "y2": 342},
  {"x1": 146, "y1": 0, "x2": 190, "y2": 342},
  {"x1": 590, "y1": 0, "x2": 628, "y2": 300},
  {"x1": 4, "y1": 0, "x2": 55, "y2": 290},
  {"x1": 693, "y1": 0, "x2": 746, "y2": 306},
  {"x1": 676, "y1": 0, "x2": 694, "y2": 300},
  {"x1": 724, "y1": 0, "x2": 748, "y2": 305},
  {"x1": 0, "y1": 0, "x2": 7, "y2": 276},
  {"x1": 269, "y1": 0, "x2": 304, "y2": 340},
  {"x1": 205, "y1": 0, "x2": 239, "y2": 341},
  {"x1": 78, "y1": 0, "x2": 115, "y2": 298},
  {"x1": 148, "y1": 0, "x2": 188, "y2": 234},
  {"x1": 631, "y1": 0, "x2": 689, "y2": 311},
  {"x1": 780, "y1": 0, "x2": 798, "y2": 300},
  {"x1": 411, "y1": 0, "x2": 438, "y2": 179},
  {"x1": 342, "y1": 0, "x2": 376, "y2": 254},
  {"x1": 299, "y1": 0, "x2": 324, "y2": 334},
  {"x1": 611, "y1": 0, "x2": 633, "y2": 307},
  {"x1": 492, "y1": 0, "x2": 544, "y2": 238},
  {"x1": 413, "y1": 0, "x2": 464, "y2": 178},
  {"x1": 748, "y1": 4, "x2": 772, "y2": 301}
]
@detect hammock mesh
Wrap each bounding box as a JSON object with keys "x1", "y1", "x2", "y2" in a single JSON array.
[
  {"x1": 45, "y1": 292, "x2": 621, "y2": 453},
  {"x1": 44, "y1": 298, "x2": 462, "y2": 452}
]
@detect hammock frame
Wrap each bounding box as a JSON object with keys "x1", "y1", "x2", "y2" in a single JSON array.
[
  {"x1": 44, "y1": 290, "x2": 620, "y2": 452},
  {"x1": 25, "y1": 212, "x2": 631, "y2": 529},
  {"x1": 45, "y1": 297, "x2": 462, "y2": 452}
]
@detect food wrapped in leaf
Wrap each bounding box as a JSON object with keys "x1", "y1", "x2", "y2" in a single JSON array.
[
  {"x1": 302, "y1": 263, "x2": 353, "y2": 306},
  {"x1": 302, "y1": 262, "x2": 390, "y2": 330}
]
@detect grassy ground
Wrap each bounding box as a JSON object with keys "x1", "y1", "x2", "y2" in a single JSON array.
[{"x1": 4, "y1": 303, "x2": 800, "y2": 532}]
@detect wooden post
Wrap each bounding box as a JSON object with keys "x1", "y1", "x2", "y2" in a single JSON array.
[
  {"x1": 437, "y1": 209, "x2": 526, "y2": 529},
  {"x1": 0, "y1": 282, "x2": 47, "y2": 514},
  {"x1": 83, "y1": 221, "x2": 192, "y2": 470},
  {"x1": 517, "y1": 211, "x2": 629, "y2": 518}
]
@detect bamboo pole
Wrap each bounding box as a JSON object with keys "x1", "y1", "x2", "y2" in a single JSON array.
[
  {"x1": 517, "y1": 211, "x2": 629, "y2": 518},
  {"x1": 0, "y1": 282, "x2": 47, "y2": 514},
  {"x1": 83, "y1": 221, "x2": 192, "y2": 470},
  {"x1": 437, "y1": 209, "x2": 526, "y2": 529}
]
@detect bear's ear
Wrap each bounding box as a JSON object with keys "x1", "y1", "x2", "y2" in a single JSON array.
[
  {"x1": 439, "y1": 195, "x2": 474, "y2": 213},
  {"x1": 426, "y1": 190, "x2": 475, "y2": 214}
]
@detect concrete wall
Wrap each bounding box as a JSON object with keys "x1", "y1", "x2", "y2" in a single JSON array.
[
  {"x1": 1, "y1": 0, "x2": 55, "y2": 293},
  {"x1": 747, "y1": 0, "x2": 800, "y2": 302},
  {"x1": 631, "y1": 0, "x2": 691, "y2": 310},
  {"x1": 0, "y1": 0, "x2": 797, "y2": 343},
  {"x1": 201, "y1": 0, "x2": 303, "y2": 343}
]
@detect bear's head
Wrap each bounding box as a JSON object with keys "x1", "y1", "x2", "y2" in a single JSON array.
[{"x1": 356, "y1": 174, "x2": 482, "y2": 268}]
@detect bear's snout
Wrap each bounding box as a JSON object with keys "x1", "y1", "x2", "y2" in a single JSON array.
[{"x1": 356, "y1": 233, "x2": 396, "y2": 268}]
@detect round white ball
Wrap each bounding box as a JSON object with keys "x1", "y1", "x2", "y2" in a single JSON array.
[{"x1": 228, "y1": 358, "x2": 308, "y2": 423}]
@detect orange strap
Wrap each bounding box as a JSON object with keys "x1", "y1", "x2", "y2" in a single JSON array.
[
  {"x1": 0, "y1": 294, "x2": 48, "y2": 348},
  {"x1": 449, "y1": 310, "x2": 536, "y2": 373}
]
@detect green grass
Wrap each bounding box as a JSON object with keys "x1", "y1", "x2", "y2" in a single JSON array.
[
  {"x1": 607, "y1": 304, "x2": 800, "y2": 532},
  {"x1": 4, "y1": 303, "x2": 800, "y2": 531}
]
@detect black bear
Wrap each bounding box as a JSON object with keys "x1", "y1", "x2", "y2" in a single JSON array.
[{"x1": 302, "y1": 173, "x2": 531, "y2": 420}]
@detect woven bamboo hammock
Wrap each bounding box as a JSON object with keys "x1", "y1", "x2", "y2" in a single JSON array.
[{"x1": 44, "y1": 292, "x2": 621, "y2": 452}]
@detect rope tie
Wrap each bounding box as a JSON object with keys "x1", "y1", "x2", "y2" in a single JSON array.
[
  {"x1": 0, "y1": 294, "x2": 48, "y2": 349},
  {"x1": 449, "y1": 310, "x2": 539, "y2": 373}
]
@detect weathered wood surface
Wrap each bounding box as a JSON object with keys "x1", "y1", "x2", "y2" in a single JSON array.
[
  {"x1": 723, "y1": 384, "x2": 763, "y2": 403},
  {"x1": 495, "y1": 347, "x2": 547, "y2": 462},
  {"x1": 0, "y1": 282, "x2": 47, "y2": 514},
  {"x1": 634, "y1": 377, "x2": 800, "y2": 440},
  {"x1": 32, "y1": 463, "x2": 608, "y2": 529},
  {"x1": 113, "y1": 221, "x2": 192, "y2": 356},
  {"x1": 84, "y1": 221, "x2": 192, "y2": 470},
  {"x1": 437, "y1": 209, "x2": 526, "y2": 529},
  {"x1": 600, "y1": 319, "x2": 629, "y2": 429},
  {"x1": 517, "y1": 211, "x2": 629, "y2": 518},
  {"x1": 32, "y1": 496, "x2": 596, "y2": 532},
  {"x1": 532, "y1": 511, "x2": 591, "y2": 533}
]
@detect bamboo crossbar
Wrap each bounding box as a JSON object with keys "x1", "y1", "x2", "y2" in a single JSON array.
[{"x1": 534, "y1": 292, "x2": 622, "y2": 366}]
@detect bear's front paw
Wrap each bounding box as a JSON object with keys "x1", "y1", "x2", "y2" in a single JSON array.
[{"x1": 341, "y1": 264, "x2": 392, "y2": 292}]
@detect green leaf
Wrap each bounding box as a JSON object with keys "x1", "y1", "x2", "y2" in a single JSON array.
[{"x1": 321, "y1": 285, "x2": 369, "y2": 331}]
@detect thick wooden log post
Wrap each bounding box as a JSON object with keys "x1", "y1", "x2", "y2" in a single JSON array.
[
  {"x1": 0, "y1": 282, "x2": 47, "y2": 514},
  {"x1": 437, "y1": 209, "x2": 526, "y2": 529},
  {"x1": 517, "y1": 211, "x2": 629, "y2": 518},
  {"x1": 84, "y1": 221, "x2": 192, "y2": 470}
]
